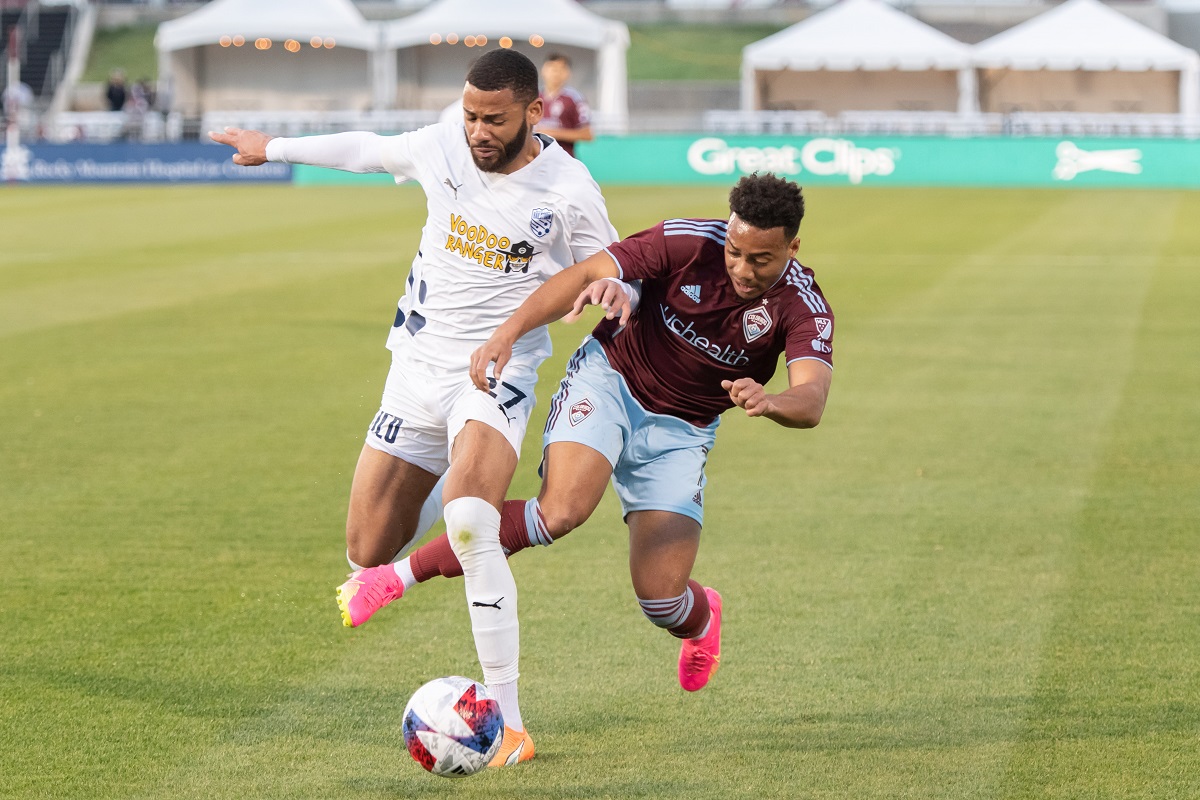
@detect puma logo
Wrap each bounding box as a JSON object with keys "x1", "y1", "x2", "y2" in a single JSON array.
[
  {"x1": 471, "y1": 597, "x2": 503, "y2": 610},
  {"x1": 444, "y1": 178, "x2": 463, "y2": 198}
]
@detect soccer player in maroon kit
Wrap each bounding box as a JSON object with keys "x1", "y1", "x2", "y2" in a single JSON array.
[
  {"x1": 537, "y1": 53, "x2": 593, "y2": 158},
  {"x1": 347, "y1": 173, "x2": 832, "y2": 736}
]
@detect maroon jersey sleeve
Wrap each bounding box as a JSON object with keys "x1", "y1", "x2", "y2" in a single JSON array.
[
  {"x1": 781, "y1": 264, "x2": 835, "y2": 369},
  {"x1": 605, "y1": 221, "x2": 712, "y2": 282},
  {"x1": 564, "y1": 88, "x2": 591, "y2": 127}
]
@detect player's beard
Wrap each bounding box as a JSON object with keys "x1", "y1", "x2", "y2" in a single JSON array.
[{"x1": 467, "y1": 117, "x2": 530, "y2": 173}]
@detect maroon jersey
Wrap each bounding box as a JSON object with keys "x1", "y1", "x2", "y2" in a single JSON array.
[
  {"x1": 595, "y1": 218, "x2": 834, "y2": 427},
  {"x1": 539, "y1": 86, "x2": 590, "y2": 158}
]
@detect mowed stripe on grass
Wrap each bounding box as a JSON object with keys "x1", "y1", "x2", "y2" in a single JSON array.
[{"x1": 1, "y1": 185, "x2": 1196, "y2": 799}]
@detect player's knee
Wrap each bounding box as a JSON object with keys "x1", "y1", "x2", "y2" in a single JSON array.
[
  {"x1": 445, "y1": 497, "x2": 501, "y2": 560},
  {"x1": 535, "y1": 499, "x2": 587, "y2": 540}
]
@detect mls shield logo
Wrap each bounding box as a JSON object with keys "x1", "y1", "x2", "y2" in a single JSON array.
[
  {"x1": 814, "y1": 317, "x2": 832, "y2": 340},
  {"x1": 530, "y1": 207, "x2": 553, "y2": 238},
  {"x1": 742, "y1": 306, "x2": 772, "y2": 343},
  {"x1": 569, "y1": 398, "x2": 594, "y2": 426}
]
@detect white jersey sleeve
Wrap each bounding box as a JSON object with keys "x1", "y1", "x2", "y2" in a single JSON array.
[
  {"x1": 265, "y1": 131, "x2": 390, "y2": 173},
  {"x1": 565, "y1": 177, "x2": 618, "y2": 264}
]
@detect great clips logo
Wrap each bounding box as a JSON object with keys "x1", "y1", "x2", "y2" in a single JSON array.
[{"x1": 687, "y1": 137, "x2": 897, "y2": 184}]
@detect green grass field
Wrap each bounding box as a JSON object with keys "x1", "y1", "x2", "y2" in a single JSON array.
[{"x1": 2, "y1": 184, "x2": 1198, "y2": 799}]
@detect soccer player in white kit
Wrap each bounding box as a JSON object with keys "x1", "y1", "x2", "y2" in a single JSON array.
[{"x1": 210, "y1": 50, "x2": 618, "y2": 766}]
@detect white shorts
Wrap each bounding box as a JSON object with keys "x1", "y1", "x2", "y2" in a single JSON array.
[{"x1": 364, "y1": 334, "x2": 540, "y2": 475}]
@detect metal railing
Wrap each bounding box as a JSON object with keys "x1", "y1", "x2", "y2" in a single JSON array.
[
  {"x1": 702, "y1": 110, "x2": 1200, "y2": 139},
  {"x1": 32, "y1": 108, "x2": 1200, "y2": 143}
]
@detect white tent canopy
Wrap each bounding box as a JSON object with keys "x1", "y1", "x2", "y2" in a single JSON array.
[
  {"x1": 974, "y1": 0, "x2": 1200, "y2": 116},
  {"x1": 741, "y1": 0, "x2": 978, "y2": 115},
  {"x1": 381, "y1": 0, "x2": 629, "y2": 128},
  {"x1": 156, "y1": 0, "x2": 379, "y2": 114}
]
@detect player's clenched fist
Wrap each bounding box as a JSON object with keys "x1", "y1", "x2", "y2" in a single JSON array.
[
  {"x1": 721, "y1": 377, "x2": 773, "y2": 418},
  {"x1": 207, "y1": 126, "x2": 273, "y2": 166}
]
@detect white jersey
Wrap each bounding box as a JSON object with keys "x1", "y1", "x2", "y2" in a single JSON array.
[{"x1": 379, "y1": 124, "x2": 616, "y2": 364}]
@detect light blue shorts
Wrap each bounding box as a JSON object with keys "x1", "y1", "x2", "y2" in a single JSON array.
[{"x1": 543, "y1": 337, "x2": 719, "y2": 526}]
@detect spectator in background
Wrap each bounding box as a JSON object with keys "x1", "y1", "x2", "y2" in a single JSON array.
[
  {"x1": 2, "y1": 80, "x2": 34, "y2": 126},
  {"x1": 537, "y1": 53, "x2": 592, "y2": 158},
  {"x1": 131, "y1": 77, "x2": 155, "y2": 113},
  {"x1": 105, "y1": 69, "x2": 127, "y2": 112}
]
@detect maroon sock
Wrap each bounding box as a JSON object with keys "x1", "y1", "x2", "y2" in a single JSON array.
[
  {"x1": 668, "y1": 580, "x2": 712, "y2": 640},
  {"x1": 408, "y1": 499, "x2": 533, "y2": 583}
]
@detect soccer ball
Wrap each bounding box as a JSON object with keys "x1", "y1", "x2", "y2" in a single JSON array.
[{"x1": 402, "y1": 676, "x2": 504, "y2": 778}]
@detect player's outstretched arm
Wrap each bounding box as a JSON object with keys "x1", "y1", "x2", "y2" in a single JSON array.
[
  {"x1": 208, "y1": 126, "x2": 273, "y2": 166},
  {"x1": 208, "y1": 127, "x2": 390, "y2": 173},
  {"x1": 469, "y1": 251, "x2": 619, "y2": 390},
  {"x1": 721, "y1": 359, "x2": 832, "y2": 429}
]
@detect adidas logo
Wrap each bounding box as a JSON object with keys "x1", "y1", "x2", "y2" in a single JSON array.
[{"x1": 681, "y1": 284, "x2": 701, "y2": 303}]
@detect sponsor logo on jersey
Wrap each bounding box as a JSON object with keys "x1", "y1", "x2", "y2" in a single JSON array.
[
  {"x1": 811, "y1": 338, "x2": 832, "y2": 354},
  {"x1": 681, "y1": 284, "x2": 702, "y2": 303},
  {"x1": 500, "y1": 240, "x2": 538, "y2": 274},
  {"x1": 530, "y1": 207, "x2": 553, "y2": 238},
  {"x1": 660, "y1": 304, "x2": 750, "y2": 367},
  {"x1": 443, "y1": 177, "x2": 463, "y2": 199},
  {"x1": 443, "y1": 214, "x2": 540, "y2": 273},
  {"x1": 814, "y1": 317, "x2": 832, "y2": 340},
  {"x1": 742, "y1": 305, "x2": 772, "y2": 343},
  {"x1": 569, "y1": 398, "x2": 594, "y2": 426}
]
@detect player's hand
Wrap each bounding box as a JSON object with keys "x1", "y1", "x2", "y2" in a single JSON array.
[
  {"x1": 563, "y1": 279, "x2": 633, "y2": 328},
  {"x1": 470, "y1": 333, "x2": 515, "y2": 392},
  {"x1": 207, "y1": 126, "x2": 273, "y2": 166},
  {"x1": 722, "y1": 378, "x2": 774, "y2": 418}
]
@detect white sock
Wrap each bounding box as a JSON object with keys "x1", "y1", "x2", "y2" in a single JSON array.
[
  {"x1": 444, "y1": 497, "x2": 519, "y2": 686},
  {"x1": 390, "y1": 472, "x2": 449, "y2": 562},
  {"x1": 392, "y1": 558, "x2": 417, "y2": 591},
  {"x1": 487, "y1": 680, "x2": 523, "y2": 732}
]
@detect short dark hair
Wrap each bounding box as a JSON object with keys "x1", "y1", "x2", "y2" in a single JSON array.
[
  {"x1": 728, "y1": 173, "x2": 805, "y2": 240},
  {"x1": 545, "y1": 53, "x2": 571, "y2": 68},
  {"x1": 465, "y1": 50, "x2": 539, "y2": 106}
]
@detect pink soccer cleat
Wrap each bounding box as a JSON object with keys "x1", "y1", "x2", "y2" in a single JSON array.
[
  {"x1": 336, "y1": 565, "x2": 405, "y2": 628},
  {"x1": 678, "y1": 587, "x2": 722, "y2": 692}
]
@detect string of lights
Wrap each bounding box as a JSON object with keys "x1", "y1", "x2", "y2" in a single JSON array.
[{"x1": 214, "y1": 33, "x2": 545, "y2": 52}]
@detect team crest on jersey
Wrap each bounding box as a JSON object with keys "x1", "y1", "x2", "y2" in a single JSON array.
[
  {"x1": 681, "y1": 284, "x2": 702, "y2": 303},
  {"x1": 814, "y1": 317, "x2": 833, "y2": 340},
  {"x1": 530, "y1": 208, "x2": 553, "y2": 239},
  {"x1": 742, "y1": 305, "x2": 773, "y2": 343},
  {"x1": 569, "y1": 398, "x2": 594, "y2": 426},
  {"x1": 501, "y1": 240, "x2": 538, "y2": 274}
]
